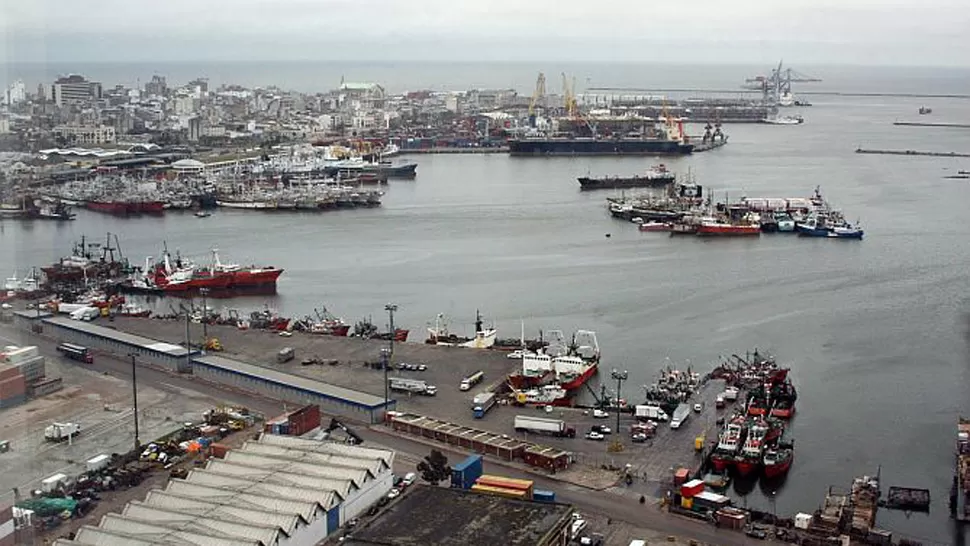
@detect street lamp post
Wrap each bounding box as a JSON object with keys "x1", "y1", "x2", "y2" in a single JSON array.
[
  {"x1": 611, "y1": 369, "x2": 628, "y2": 438},
  {"x1": 383, "y1": 303, "x2": 398, "y2": 421},
  {"x1": 199, "y1": 288, "x2": 209, "y2": 342},
  {"x1": 128, "y1": 352, "x2": 140, "y2": 450}
]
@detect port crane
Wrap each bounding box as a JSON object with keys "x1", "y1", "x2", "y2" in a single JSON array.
[
  {"x1": 528, "y1": 72, "x2": 547, "y2": 126},
  {"x1": 743, "y1": 60, "x2": 821, "y2": 105},
  {"x1": 561, "y1": 72, "x2": 597, "y2": 137}
]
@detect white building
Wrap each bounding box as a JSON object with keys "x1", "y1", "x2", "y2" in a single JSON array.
[
  {"x1": 3, "y1": 79, "x2": 26, "y2": 105},
  {"x1": 50, "y1": 75, "x2": 102, "y2": 107},
  {"x1": 52, "y1": 434, "x2": 394, "y2": 546},
  {"x1": 52, "y1": 124, "x2": 116, "y2": 145},
  {"x1": 0, "y1": 116, "x2": 9, "y2": 134}
]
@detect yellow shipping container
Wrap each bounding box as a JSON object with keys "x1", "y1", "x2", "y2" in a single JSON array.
[{"x1": 681, "y1": 497, "x2": 693, "y2": 510}]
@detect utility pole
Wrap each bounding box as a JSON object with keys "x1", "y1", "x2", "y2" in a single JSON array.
[
  {"x1": 611, "y1": 369, "x2": 628, "y2": 439},
  {"x1": 128, "y1": 352, "x2": 140, "y2": 449},
  {"x1": 199, "y1": 288, "x2": 209, "y2": 343},
  {"x1": 184, "y1": 307, "x2": 192, "y2": 373},
  {"x1": 383, "y1": 303, "x2": 397, "y2": 422}
]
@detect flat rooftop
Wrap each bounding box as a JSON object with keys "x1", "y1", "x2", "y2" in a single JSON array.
[
  {"x1": 345, "y1": 485, "x2": 572, "y2": 546},
  {"x1": 43, "y1": 316, "x2": 193, "y2": 357}
]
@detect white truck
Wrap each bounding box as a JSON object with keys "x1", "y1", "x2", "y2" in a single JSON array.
[
  {"x1": 670, "y1": 404, "x2": 691, "y2": 429},
  {"x1": 513, "y1": 415, "x2": 576, "y2": 438},
  {"x1": 388, "y1": 377, "x2": 437, "y2": 396},
  {"x1": 634, "y1": 405, "x2": 669, "y2": 422},
  {"x1": 45, "y1": 422, "x2": 81, "y2": 441}
]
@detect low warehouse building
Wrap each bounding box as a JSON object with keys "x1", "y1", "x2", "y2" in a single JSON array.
[
  {"x1": 192, "y1": 354, "x2": 395, "y2": 423},
  {"x1": 41, "y1": 315, "x2": 196, "y2": 373},
  {"x1": 390, "y1": 413, "x2": 528, "y2": 461},
  {"x1": 53, "y1": 435, "x2": 394, "y2": 546},
  {"x1": 345, "y1": 485, "x2": 575, "y2": 546}
]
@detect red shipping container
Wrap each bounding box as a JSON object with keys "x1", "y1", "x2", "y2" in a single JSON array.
[
  {"x1": 286, "y1": 404, "x2": 321, "y2": 436},
  {"x1": 0, "y1": 375, "x2": 26, "y2": 399},
  {"x1": 673, "y1": 468, "x2": 690, "y2": 485},
  {"x1": 0, "y1": 365, "x2": 19, "y2": 382},
  {"x1": 210, "y1": 443, "x2": 229, "y2": 459},
  {"x1": 680, "y1": 479, "x2": 705, "y2": 498}
]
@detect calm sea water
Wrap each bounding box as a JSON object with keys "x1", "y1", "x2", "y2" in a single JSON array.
[{"x1": 2, "y1": 62, "x2": 970, "y2": 543}]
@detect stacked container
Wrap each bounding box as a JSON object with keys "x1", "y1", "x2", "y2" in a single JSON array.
[
  {"x1": 450, "y1": 454, "x2": 484, "y2": 490},
  {"x1": 263, "y1": 404, "x2": 321, "y2": 437},
  {"x1": 0, "y1": 364, "x2": 26, "y2": 409}
]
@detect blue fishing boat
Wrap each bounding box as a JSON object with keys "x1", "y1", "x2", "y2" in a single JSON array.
[{"x1": 796, "y1": 216, "x2": 864, "y2": 239}]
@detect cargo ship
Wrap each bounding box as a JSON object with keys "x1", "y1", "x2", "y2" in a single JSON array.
[
  {"x1": 506, "y1": 330, "x2": 600, "y2": 391},
  {"x1": 577, "y1": 164, "x2": 676, "y2": 191},
  {"x1": 510, "y1": 116, "x2": 694, "y2": 157}
]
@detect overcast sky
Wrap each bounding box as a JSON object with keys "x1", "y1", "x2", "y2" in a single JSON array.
[{"x1": 2, "y1": 0, "x2": 969, "y2": 66}]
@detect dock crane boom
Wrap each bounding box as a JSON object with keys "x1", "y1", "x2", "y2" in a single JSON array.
[{"x1": 528, "y1": 72, "x2": 547, "y2": 118}]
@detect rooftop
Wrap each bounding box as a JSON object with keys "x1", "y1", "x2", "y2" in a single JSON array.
[
  {"x1": 193, "y1": 354, "x2": 391, "y2": 409},
  {"x1": 345, "y1": 485, "x2": 573, "y2": 546},
  {"x1": 44, "y1": 316, "x2": 195, "y2": 357}
]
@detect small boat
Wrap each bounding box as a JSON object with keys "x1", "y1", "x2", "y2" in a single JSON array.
[
  {"x1": 763, "y1": 114, "x2": 804, "y2": 125},
  {"x1": 763, "y1": 447, "x2": 794, "y2": 478},
  {"x1": 638, "y1": 221, "x2": 674, "y2": 232},
  {"x1": 797, "y1": 216, "x2": 864, "y2": 239},
  {"x1": 194, "y1": 211, "x2": 211, "y2": 218},
  {"x1": 919, "y1": 106, "x2": 932, "y2": 115},
  {"x1": 669, "y1": 223, "x2": 698, "y2": 236}
]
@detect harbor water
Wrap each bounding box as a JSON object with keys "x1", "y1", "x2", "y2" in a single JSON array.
[{"x1": 3, "y1": 69, "x2": 970, "y2": 543}]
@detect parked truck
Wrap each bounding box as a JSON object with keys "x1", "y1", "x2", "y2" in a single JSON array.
[
  {"x1": 513, "y1": 415, "x2": 576, "y2": 438},
  {"x1": 460, "y1": 370, "x2": 485, "y2": 391},
  {"x1": 634, "y1": 405, "x2": 669, "y2": 422},
  {"x1": 388, "y1": 377, "x2": 437, "y2": 396},
  {"x1": 670, "y1": 404, "x2": 691, "y2": 429},
  {"x1": 45, "y1": 422, "x2": 81, "y2": 442},
  {"x1": 451, "y1": 454, "x2": 484, "y2": 489},
  {"x1": 472, "y1": 392, "x2": 497, "y2": 419}
]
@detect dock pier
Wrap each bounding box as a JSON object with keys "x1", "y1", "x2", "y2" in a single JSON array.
[
  {"x1": 855, "y1": 148, "x2": 970, "y2": 158},
  {"x1": 893, "y1": 121, "x2": 970, "y2": 129}
]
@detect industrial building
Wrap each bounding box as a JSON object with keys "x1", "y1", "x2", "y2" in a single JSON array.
[
  {"x1": 31, "y1": 314, "x2": 395, "y2": 422},
  {"x1": 53, "y1": 434, "x2": 394, "y2": 546},
  {"x1": 390, "y1": 413, "x2": 530, "y2": 461},
  {"x1": 345, "y1": 485, "x2": 575, "y2": 546}
]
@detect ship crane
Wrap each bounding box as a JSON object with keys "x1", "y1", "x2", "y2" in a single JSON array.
[
  {"x1": 561, "y1": 72, "x2": 597, "y2": 137},
  {"x1": 528, "y1": 72, "x2": 547, "y2": 127}
]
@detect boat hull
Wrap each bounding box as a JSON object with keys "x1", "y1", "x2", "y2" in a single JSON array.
[
  {"x1": 697, "y1": 224, "x2": 761, "y2": 236},
  {"x1": 638, "y1": 222, "x2": 674, "y2": 232},
  {"x1": 763, "y1": 454, "x2": 793, "y2": 478},
  {"x1": 559, "y1": 362, "x2": 598, "y2": 391},
  {"x1": 578, "y1": 175, "x2": 676, "y2": 190},
  {"x1": 735, "y1": 460, "x2": 760, "y2": 477},
  {"x1": 770, "y1": 407, "x2": 795, "y2": 419},
  {"x1": 509, "y1": 138, "x2": 694, "y2": 156},
  {"x1": 507, "y1": 371, "x2": 553, "y2": 390},
  {"x1": 711, "y1": 455, "x2": 734, "y2": 472}
]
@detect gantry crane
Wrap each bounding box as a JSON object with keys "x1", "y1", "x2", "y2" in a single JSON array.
[{"x1": 528, "y1": 72, "x2": 546, "y2": 127}]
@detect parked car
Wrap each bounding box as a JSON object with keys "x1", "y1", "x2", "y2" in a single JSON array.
[
  {"x1": 592, "y1": 409, "x2": 609, "y2": 419},
  {"x1": 631, "y1": 433, "x2": 649, "y2": 443},
  {"x1": 507, "y1": 350, "x2": 525, "y2": 359},
  {"x1": 387, "y1": 488, "x2": 401, "y2": 499},
  {"x1": 402, "y1": 472, "x2": 417, "y2": 487},
  {"x1": 585, "y1": 431, "x2": 605, "y2": 441},
  {"x1": 417, "y1": 364, "x2": 427, "y2": 371},
  {"x1": 693, "y1": 403, "x2": 703, "y2": 413},
  {"x1": 392, "y1": 475, "x2": 403, "y2": 487},
  {"x1": 591, "y1": 424, "x2": 611, "y2": 435}
]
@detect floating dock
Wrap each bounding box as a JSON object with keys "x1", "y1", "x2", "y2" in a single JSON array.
[
  {"x1": 893, "y1": 121, "x2": 970, "y2": 129},
  {"x1": 882, "y1": 486, "x2": 930, "y2": 512},
  {"x1": 855, "y1": 148, "x2": 970, "y2": 158}
]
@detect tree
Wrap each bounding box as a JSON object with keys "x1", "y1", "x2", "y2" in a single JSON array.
[{"x1": 416, "y1": 449, "x2": 451, "y2": 485}]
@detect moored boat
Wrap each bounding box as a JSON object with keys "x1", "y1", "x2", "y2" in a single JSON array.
[
  {"x1": 426, "y1": 311, "x2": 497, "y2": 349},
  {"x1": 514, "y1": 384, "x2": 571, "y2": 406},
  {"x1": 638, "y1": 221, "x2": 674, "y2": 232},
  {"x1": 696, "y1": 219, "x2": 761, "y2": 236},
  {"x1": 735, "y1": 420, "x2": 769, "y2": 477},
  {"x1": 578, "y1": 164, "x2": 676, "y2": 191},
  {"x1": 763, "y1": 447, "x2": 794, "y2": 478},
  {"x1": 711, "y1": 415, "x2": 746, "y2": 472},
  {"x1": 797, "y1": 216, "x2": 864, "y2": 239}
]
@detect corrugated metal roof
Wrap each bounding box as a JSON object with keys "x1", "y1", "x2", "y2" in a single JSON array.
[
  {"x1": 204, "y1": 459, "x2": 353, "y2": 499},
  {"x1": 258, "y1": 434, "x2": 395, "y2": 467},
  {"x1": 239, "y1": 442, "x2": 386, "y2": 476},
  {"x1": 192, "y1": 354, "x2": 390, "y2": 409},
  {"x1": 98, "y1": 513, "x2": 261, "y2": 546},
  {"x1": 182, "y1": 471, "x2": 338, "y2": 510},
  {"x1": 120, "y1": 503, "x2": 283, "y2": 545},
  {"x1": 43, "y1": 316, "x2": 195, "y2": 357},
  {"x1": 69, "y1": 526, "x2": 163, "y2": 546},
  {"x1": 164, "y1": 481, "x2": 320, "y2": 522},
  {"x1": 142, "y1": 491, "x2": 303, "y2": 534},
  {"x1": 225, "y1": 449, "x2": 370, "y2": 487}
]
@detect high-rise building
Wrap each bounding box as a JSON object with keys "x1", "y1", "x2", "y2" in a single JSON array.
[
  {"x1": 3, "y1": 80, "x2": 27, "y2": 105},
  {"x1": 145, "y1": 75, "x2": 168, "y2": 97},
  {"x1": 50, "y1": 74, "x2": 102, "y2": 107}
]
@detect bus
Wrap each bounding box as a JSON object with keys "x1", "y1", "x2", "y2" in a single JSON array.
[
  {"x1": 56, "y1": 343, "x2": 93, "y2": 364},
  {"x1": 460, "y1": 370, "x2": 485, "y2": 391}
]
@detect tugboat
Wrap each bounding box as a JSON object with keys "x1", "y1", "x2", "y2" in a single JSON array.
[
  {"x1": 735, "y1": 420, "x2": 769, "y2": 477},
  {"x1": 309, "y1": 307, "x2": 350, "y2": 336}
]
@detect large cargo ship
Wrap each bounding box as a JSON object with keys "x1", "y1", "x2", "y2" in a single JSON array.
[
  {"x1": 510, "y1": 116, "x2": 695, "y2": 157},
  {"x1": 147, "y1": 248, "x2": 283, "y2": 295}
]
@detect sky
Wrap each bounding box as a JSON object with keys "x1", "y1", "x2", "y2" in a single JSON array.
[{"x1": 2, "y1": 0, "x2": 969, "y2": 66}]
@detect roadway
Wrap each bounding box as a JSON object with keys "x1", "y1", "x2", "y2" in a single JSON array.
[{"x1": 1, "y1": 324, "x2": 751, "y2": 546}]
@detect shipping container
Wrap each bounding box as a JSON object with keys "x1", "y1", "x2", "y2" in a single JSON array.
[
  {"x1": 680, "y1": 479, "x2": 705, "y2": 498},
  {"x1": 210, "y1": 443, "x2": 229, "y2": 459},
  {"x1": 1, "y1": 346, "x2": 39, "y2": 364},
  {"x1": 451, "y1": 454, "x2": 484, "y2": 490},
  {"x1": 0, "y1": 365, "x2": 20, "y2": 382},
  {"x1": 470, "y1": 484, "x2": 527, "y2": 500},
  {"x1": 0, "y1": 394, "x2": 25, "y2": 409},
  {"x1": 475, "y1": 475, "x2": 534, "y2": 499},
  {"x1": 673, "y1": 468, "x2": 690, "y2": 485},
  {"x1": 0, "y1": 374, "x2": 26, "y2": 398},
  {"x1": 522, "y1": 445, "x2": 570, "y2": 471},
  {"x1": 27, "y1": 377, "x2": 63, "y2": 398},
  {"x1": 715, "y1": 508, "x2": 747, "y2": 529},
  {"x1": 86, "y1": 454, "x2": 110, "y2": 472},
  {"x1": 13, "y1": 355, "x2": 45, "y2": 384},
  {"x1": 287, "y1": 404, "x2": 321, "y2": 436},
  {"x1": 533, "y1": 489, "x2": 556, "y2": 503}
]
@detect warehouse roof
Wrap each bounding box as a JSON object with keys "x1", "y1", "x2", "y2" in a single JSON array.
[
  {"x1": 392, "y1": 413, "x2": 528, "y2": 451},
  {"x1": 55, "y1": 527, "x2": 160, "y2": 546},
  {"x1": 238, "y1": 441, "x2": 388, "y2": 476},
  {"x1": 192, "y1": 354, "x2": 391, "y2": 409},
  {"x1": 97, "y1": 513, "x2": 262, "y2": 546},
  {"x1": 43, "y1": 316, "x2": 195, "y2": 357},
  {"x1": 164, "y1": 481, "x2": 320, "y2": 522},
  {"x1": 204, "y1": 459, "x2": 354, "y2": 499},
  {"x1": 224, "y1": 450, "x2": 370, "y2": 488},
  {"x1": 141, "y1": 490, "x2": 304, "y2": 534},
  {"x1": 258, "y1": 433, "x2": 395, "y2": 466},
  {"x1": 180, "y1": 471, "x2": 339, "y2": 510},
  {"x1": 120, "y1": 502, "x2": 285, "y2": 545},
  {"x1": 345, "y1": 485, "x2": 573, "y2": 546}
]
